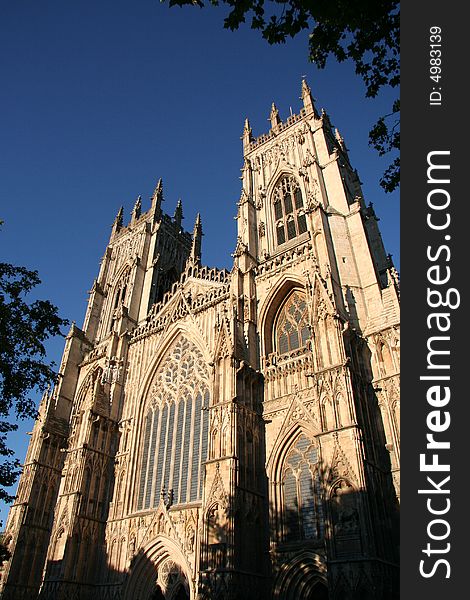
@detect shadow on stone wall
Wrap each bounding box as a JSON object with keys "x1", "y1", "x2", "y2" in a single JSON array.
[
  {"x1": 1, "y1": 483, "x2": 399, "y2": 600},
  {"x1": 269, "y1": 459, "x2": 399, "y2": 600}
]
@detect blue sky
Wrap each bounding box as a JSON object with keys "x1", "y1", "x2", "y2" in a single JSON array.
[{"x1": 0, "y1": 0, "x2": 399, "y2": 524}]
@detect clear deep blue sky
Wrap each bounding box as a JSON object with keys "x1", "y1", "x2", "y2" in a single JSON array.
[{"x1": 0, "y1": 0, "x2": 399, "y2": 523}]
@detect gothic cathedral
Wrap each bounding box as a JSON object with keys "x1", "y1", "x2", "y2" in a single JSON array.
[{"x1": 0, "y1": 81, "x2": 400, "y2": 600}]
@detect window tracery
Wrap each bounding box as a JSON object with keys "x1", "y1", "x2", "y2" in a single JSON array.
[
  {"x1": 109, "y1": 268, "x2": 130, "y2": 331},
  {"x1": 282, "y1": 434, "x2": 324, "y2": 542},
  {"x1": 272, "y1": 176, "x2": 307, "y2": 246},
  {"x1": 137, "y1": 337, "x2": 210, "y2": 510},
  {"x1": 274, "y1": 290, "x2": 310, "y2": 355}
]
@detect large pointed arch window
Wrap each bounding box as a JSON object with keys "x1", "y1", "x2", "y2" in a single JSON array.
[
  {"x1": 275, "y1": 290, "x2": 310, "y2": 355},
  {"x1": 272, "y1": 175, "x2": 307, "y2": 246},
  {"x1": 137, "y1": 337, "x2": 210, "y2": 510},
  {"x1": 282, "y1": 434, "x2": 324, "y2": 542}
]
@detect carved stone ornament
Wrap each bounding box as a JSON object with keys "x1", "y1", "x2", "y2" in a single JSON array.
[
  {"x1": 207, "y1": 463, "x2": 229, "y2": 509},
  {"x1": 101, "y1": 356, "x2": 123, "y2": 385},
  {"x1": 328, "y1": 441, "x2": 358, "y2": 486},
  {"x1": 232, "y1": 237, "x2": 248, "y2": 258},
  {"x1": 302, "y1": 148, "x2": 315, "y2": 168},
  {"x1": 255, "y1": 185, "x2": 266, "y2": 210},
  {"x1": 306, "y1": 179, "x2": 321, "y2": 211}
]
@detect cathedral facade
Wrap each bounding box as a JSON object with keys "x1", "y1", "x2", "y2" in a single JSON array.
[{"x1": 0, "y1": 81, "x2": 400, "y2": 600}]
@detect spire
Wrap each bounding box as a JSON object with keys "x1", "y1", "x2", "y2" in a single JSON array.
[
  {"x1": 301, "y1": 77, "x2": 316, "y2": 115},
  {"x1": 174, "y1": 198, "x2": 183, "y2": 228},
  {"x1": 131, "y1": 195, "x2": 142, "y2": 222},
  {"x1": 335, "y1": 128, "x2": 348, "y2": 153},
  {"x1": 115, "y1": 206, "x2": 123, "y2": 226},
  {"x1": 269, "y1": 102, "x2": 281, "y2": 131},
  {"x1": 151, "y1": 177, "x2": 164, "y2": 218},
  {"x1": 242, "y1": 117, "x2": 253, "y2": 152},
  {"x1": 111, "y1": 206, "x2": 124, "y2": 236},
  {"x1": 189, "y1": 213, "x2": 203, "y2": 265},
  {"x1": 320, "y1": 107, "x2": 332, "y2": 131}
]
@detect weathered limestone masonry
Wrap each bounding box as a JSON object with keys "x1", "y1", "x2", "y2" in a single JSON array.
[{"x1": 1, "y1": 80, "x2": 399, "y2": 600}]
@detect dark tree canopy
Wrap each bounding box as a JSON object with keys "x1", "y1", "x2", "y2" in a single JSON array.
[
  {"x1": 165, "y1": 0, "x2": 400, "y2": 192},
  {"x1": 369, "y1": 98, "x2": 399, "y2": 193},
  {"x1": 0, "y1": 233, "x2": 68, "y2": 504}
]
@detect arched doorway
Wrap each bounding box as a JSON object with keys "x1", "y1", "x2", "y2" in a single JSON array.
[
  {"x1": 157, "y1": 560, "x2": 190, "y2": 600},
  {"x1": 122, "y1": 537, "x2": 192, "y2": 600},
  {"x1": 148, "y1": 581, "x2": 189, "y2": 600},
  {"x1": 273, "y1": 551, "x2": 328, "y2": 600}
]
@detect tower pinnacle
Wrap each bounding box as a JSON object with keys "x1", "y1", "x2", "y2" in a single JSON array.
[
  {"x1": 174, "y1": 198, "x2": 183, "y2": 228},
  {"x1": 131, "y1": 195, "x2": 142, "y2": 221},
  {"x1": 151, "y1": 177, "x2": 164, "y2": 208},
  {"x1": 189, "y1": 213, "x2": 203, "y2": 265},
  {"x1": 301, "y1": 77, "x2": 317, "y2": 115},
  {"x1": 242, "y1": 117, "x2": 253, "y2": 152},
  {"x1": 335, "y1": 128, "x2": 347, "y2": 153},
  {"x1": 111, "y1": 206, "x2": 124, "y2": 236},
  {"x1": 269, "y1": 102, "x2": 281, "y2": 131}
]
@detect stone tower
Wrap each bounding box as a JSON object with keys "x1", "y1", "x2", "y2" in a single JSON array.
[{"x1": 0, "y1": 81, "x2": 400, "y2": 600}]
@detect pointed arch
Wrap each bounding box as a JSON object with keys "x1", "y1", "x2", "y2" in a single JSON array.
[
  {"x1": 72, "y1": 364, "x2": 105, "y2": 418},
  {"x1": 136, "y1": 323, "x2": 212, "y2": 409},
  {"x1": 376, "y1": 338, "x2": 395, "y2": 376},
  {"x1": 265, "y1": 164, "x2": 298, "y2": 199},
  {"x1": 267, "y1": 418, "x2": 320, "y2": 480},
  {"x1": 115, "y1": 468, "x2": 126, "y2": 506},
  {"x1": 263, "y1": 167, "x2": 309, "y2": 251},
  {"x1": 258, "y1": 275, "x2": 308, "y2": 356},
  {"x1": 273, "y1": 550, "x2": 327, "y2": 600},
  {"x1": 270, "y1": 173, "x2": 308, "y2": 246},
  {"x1": 267, "y1": 424, "x2": 325, "y2": 545},
  {"x1": 106, "y1": 264, "x2": 132, "y2": 332},
  {"x1": 122, "y1": 535, "x2": 193, "y2": 600},
  {"x1": 335, "y1": 393, "x2": 350, "y2": 428},
  {"x1": 281, "y1": 434, "x2": 324, "y2": 542},
  {"x1": 274, "y1": 289, "x2": 310, "y2": 355},
  {"x1": 50, "y1": 526, "x2": 66, "y2": 563},
  {"x1": 212, "y1": 318, "x2": 233, "y2": 362},
  {"x1": 327, "y1": 478, "x2": 363, "y2": 559},
  {"x1": 133, "y1": 330, "x2": 211, "y2": 511}
]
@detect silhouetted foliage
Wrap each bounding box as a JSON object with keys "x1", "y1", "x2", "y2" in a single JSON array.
[
  {"x1": 0, "y1": 221, "x2": 68, "y2": 505},
  {"x1": 0, "y1": 532, "x2": 10, "y2": 563},
  {"x1": 369, "y1": 98, "x2": 400, "y2": 192},
  {"x1": 164, "y1": 0, "x2": 400, "y2": 192}
]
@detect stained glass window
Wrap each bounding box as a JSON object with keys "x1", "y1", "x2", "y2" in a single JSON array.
[
  {"x1": 272, "y1": 176, "x2": 308, "y2": 246},
  {"x1": 282, "y1": 435, "x2": 324, "y2": 542},
  {"x1": 137, "y1": 338, "x2": 210, "y2": 510},
  {"x1": 275, "y1": 291, "x2": 310, "y2": 354}
]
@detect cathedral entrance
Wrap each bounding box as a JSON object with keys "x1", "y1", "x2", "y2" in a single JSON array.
[
  {"x1": 273, "y1": 551, "x2": 328, "y2": 600},
  {"x1": 156, "y1": 559, "x2": 190, "y2": 599},
  {"x1": 149, "y1": 582, "x2": 189, "y2": 600},
  {"x1": 122, "y1": 538, "x2": 192, "y2": 600}
]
